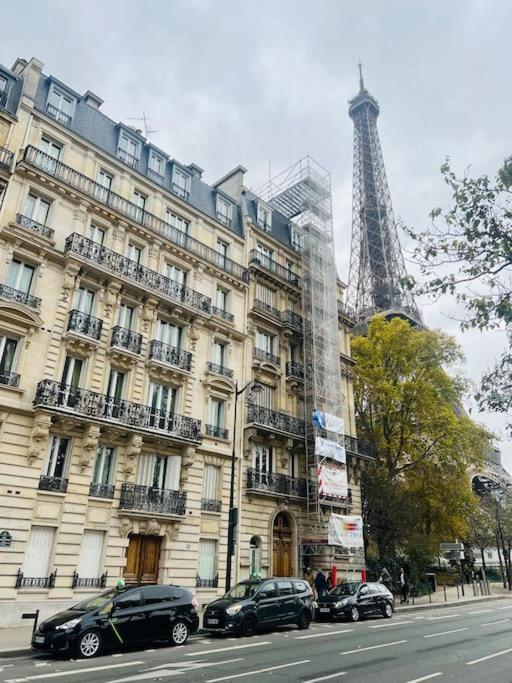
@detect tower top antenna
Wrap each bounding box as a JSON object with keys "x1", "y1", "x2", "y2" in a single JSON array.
[{"x1": 358, "y1": 60, "x2": 364, "y2": 91}]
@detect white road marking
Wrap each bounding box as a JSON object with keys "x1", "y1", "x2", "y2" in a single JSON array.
[
  {"x1": 497, "y1": 604, "x2": 512, "y2": 610},
  {"x1": 34, "y1": 664, "x2": 48, "y2": 668},
  {"x1": 303, "y1": 672, "x2": 348, "y2": 683},
  {"x1": 109, "y1": 658, "x2": 245, "y2": 683},
  {"x1": 370, "y1": 620, "x2": 414, "y2": 629},
  {"x1": 5, "y1": 660, "x2": 145, "y2": 682},
  {"x1": 406, "y1": 674, "x2": 443, "y2": 683},
  {"x1": 469, "y1": 609, "x2": 494, "y2": 614},
  {"x1": 112, "y1": 654, "x2": 123, "y2": 657},
  {"x1": 340, "y1": 640, "x2": 407, "y2": 655},
  {"x1": 426, "y1": 614, "x2": 460, "y2": 620},
  {"x1": 295, "y1": 629, "x2": 353, "y2": 640},
  {"x1": 185, "y1": 641, "x2": 271, "y2": 656},
  {"x1": 481, "y1": 618, "x2": 510, "y2": 626},
  {"x1": 206, "y1": 659, "x2": 310, "y2": 682},
  {"x1": 424, "y1": 627, "x2": 468, "y2": 638},
  {"x1": 144, "y1": 649, "x2": 156, "y2": 652},
  {"x1": 467, "y1": 647, "x2": 512, "y2": 665}
]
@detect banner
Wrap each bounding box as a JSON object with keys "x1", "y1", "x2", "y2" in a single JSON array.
[
  {"x1": 317, "y1": 464, "x2": 348, "y2": 498},
  {"x1": 315, "y1": 436, "x2": 346, "y2": 464},
  {"x1": 312, "y1": 410, "x2": 344, "y2": 435},
  {"x1": 328, "y1": 514, "x2": 364, "y2": 548}
]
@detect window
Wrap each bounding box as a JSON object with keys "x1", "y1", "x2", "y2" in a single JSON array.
[
  {"x1": 253, "y1": 445, "x2": 273, "y2": 475},
  {"x1": 198, "y1": 539, "x2": 218, "y2": 582},
  {"x1": 256, "y1": 242, "x2": 273, "y2": 260},
  {"x1": 209, "y1": 398, "x2": 225, "y2": 428},
  {"x1": 23, "y1": 193, "x2": 51, "y2": 227},
  {"x1": 255, "y1": 283, "x2": 276, "y2": 308},
  {"x1": 148, "y1": 151, "x2": 164, "y2": 176},
  {"x1": 118, "y1": 303, "x2": 135, "y2": 330},
  {"x1": 115, "y1": 590, "x2": 142, "y2": 609},
  {"x1": 290, "y1": 226, "x2": 302, "y2": 252},
  {"x1": 40, "y1": 137, "x2": 62, "y2": 160},
  {"x1": 78, "y1": 531, "x2": 104, "y2": 579},
  {"x1": 166, "y1": 263, "x2": 187, "y2": 286},
  {"x1": 257, "y1": 202, "x2": 272, "y2": 231},
  {"x1": 137, "y1": 453, "x2": 181, "y2": 490},
  {"x1": 202, "y1": 464, "x2": 220, "y2": 502},
  {"x1": 216, "y1": 240, "x2": 228, "y2": 267},
  {"x1": 96, "y1": 169, "x2": 113, "y2": 203},
  {"x1": 254, "y1": 384, "x2": 274, "y2": 410},
  {"x1": 256, "y1": 330, "x2": 274, "y2": 355},
  {"x1": 293, "y1": 580, "x2": 309, "y2": 594},
  {"x1": 288, "y1": 343, "x2": 300, "y2": 363},
  {"x1": 92, "y1": 446, "x2": 115, "y2": 486},
  {"x1": 132, "y1": 191, "x2": 146, "y2": 222},
  {"x1": 74, "y1": 287, "x2": 95, "y2": 315},
  {"x1": 118, "y1": 134, "x2": 140, "y2": 167},
  {"x1": 290, "y1": 452, "x2": 300, "y2": 479},
  {"x1": 216, "y1": 195, "x2": 232, "y2": 226},
  {"x1": 143, "y1": 585, "x2": 173, "y2": 604},
  {"x1": 6, "y1": 259, "x2": 35, "y2": 294},
  {"x1": 250, "y1": 536, "x2": 262, "y2": 577},
  {"x1": 89, "y1": 224, "x2": 105, "y2": 245},
  {"x1": 259, "y1": 581, "x2": 277, "y2": 598},
  {"x1": 215, "y1": 287, "x2": 228, "y2": 312},
  {"x1": 126, "y1": 242, "x2": 143, "y2": 266},
  {"x1": 47, "y1": 86, "x2": 74, "y2": 123},
  {"x1": 0, "y1": 335, "x2": 18, "y2": 379},
  {"x1": 61, "y1": 355, "x2": 84, "y2": 388},
  {"x1": 0, "y1": 75, "x2": 7, "y2": 94},
  {"x1": 277, "y1": 581, "x2": 294, "y2": 596},
  {"x1": 157, "y1": 320, "x2": 182, "y2": 348},
  {"x1": 164, "y1": 209, "x2": 189, "y2": 242},
  {"x1": 149, "y1": 382, "x2": 178, "y2": 427},
  {"x1": 44, "y1": 436, "x2": 71, "y2": 479},
  {"x1": 106, "y1": 369, "x2": 125, "y2": 417},
  {"x1": 23, "y1": 526, "x2": 55, "y2": 579},
  {"x1": 212, "y1": 340, "x2": 226, "y2": 368},
  {"x1": 486, "y1": 551, "x2": 493, "y2": 559},
  {"x1": 172, "y1": 166, "x2": 191, "y2": 200}
]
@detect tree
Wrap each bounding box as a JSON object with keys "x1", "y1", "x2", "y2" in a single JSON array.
[
  {"x1": 404, "y1": 159, "x2": 512, "y2": 426},
  {"x1": 465, "y1": 503, "x2": 496, "y2": 575},
  {"x1": 352, "y1": 317, "x2": 487, "y2": 562}
]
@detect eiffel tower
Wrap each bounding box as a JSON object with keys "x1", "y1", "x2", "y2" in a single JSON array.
[{"x1": 347, "y1": 64, "x2": 422, "y2": 327}]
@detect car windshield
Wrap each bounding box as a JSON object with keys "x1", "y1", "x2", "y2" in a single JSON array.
[
  {"x1": 224, "y1": 582, "x2": 260, "y2": 600},
  {"x1": 71, "y1": 588, "x2": 118, "y2": 611},
  {"x1": 330, "y1": 582, "x2": 360, "y2": 596}
]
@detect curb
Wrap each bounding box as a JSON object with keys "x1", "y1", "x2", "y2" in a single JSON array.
[{"x1": 394, "y1": 594, "x2": 509, "y2": 614}]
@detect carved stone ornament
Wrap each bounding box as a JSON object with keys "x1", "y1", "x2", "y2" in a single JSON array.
[
  {"x1": 145, "y1": 518, "x2": 160, "y2": 536},
  {"x1": 79, "y1": 424, "x2": 101, "y2": 470},
  {"x1": 280, "y1": 439, "x2": 294, "y2": 468},
  {"x1": 243, "y1": 427, "x2": 257, "y2": 459},
  {"x1": 28, "y1": 413, "x2": 52, "y2": 465},
  {"x1": 118, "y1": 516, "x2": 132, "y2": 538},
  {"x1": 180, "y1": 446, "x2": 195, "y2": 486},
  {"x1": 103, "y1": 283, "x2": 122, "y2": 321},
  {"x1": 123, "y1": 434, "x2": 143, "y2": 478},
  {"x1": 61, "y1": 265, "x2": 80, "y2": 303}
]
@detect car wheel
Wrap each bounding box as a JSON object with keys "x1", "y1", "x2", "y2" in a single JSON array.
[
  {"x1": 297, "y1": 610, "x2": 311, "y2": 630},
  {"x1": 240, "y1": 615, "x2": 258, "y2": 637},
  {"x1": 383, "y1": 602, "x2": 393, "y2": 619},
  {"x1": 349, "y1": 606, "x2": 360, "y2": 622},
  {"x1": 76, "y1": 630, "x2": 102, "y2": 658},
  {"x1": 170, "y1": 620, "x2": 189, "y2": 646}
]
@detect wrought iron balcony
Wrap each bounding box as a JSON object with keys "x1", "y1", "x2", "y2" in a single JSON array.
[
  {"x1": 111, "y1": 326, "x2": 142, "y2": 354},
  {"x1": 119, "y1": 483, "x2": 187, "y2": 516},
  {"x1": 117, "y1": 147, "x2": 139, "y2": 168},
  {"x1": 206, "y1": 424, "x2": 229, "y2": 439},
  {"x1": 253, "y1": 347, "x2": 280, "y2": 366},
  {"x1": 148, "y1": 340, "x2": 192, "y2": 372},
  {"x1": 0, "y1": 370, "x2": 20, "y2": 388},
  {"x1": 206, "y1": 362, "x2": 234, "y2": 378},
  {"x1": 212, "y1": 306, "x2": 234, "y2": 322},
  {"x1": 0, "y1": 283, "x2": 40, "y2": 309},
  {"x1": 72, "y1": 571, "x2": 108, "y2": 589},
  {"x1": 201, "y1": 498, "x2": 222, "y2": 512},
  {"x1": 280, "y1": 310, "x2": 303, "y2": 333},
  {"x1": 15, "y1": 569, "x2": 56, "y2": 589},
  {"x1": 285, "y1": 361, "x2": 304, "y2": 381},
  {"x1": 34, "y1": 379, "x2": 202, "y2": 442},
  {"x1": 64, "y1": 233, "x2": 211, "y2": 315},
  {"x1": 249, "y1": 249, "x2": 301, "y2": 287},
  {"x1": 337, "y1": 300, "x2": 357, "y2": 323},
  {"x1": 46, "y1": 103, "x2": 72, "y2": 127},
  {"x1": 16, "y1": 213, "x2": 54, "y2": 239},
  {"x1": 22, "y1": 148, "x2": 248, "y2": 281},
  {"x1": 196, "y1": 575, "x2": 219, "y2": 588},
  {"x1": 0, "y1": 145, "x2": 13, "y2": 171},
  {"x1": 89, "y1": 482, "x2": 115, "y2": 499},
  {"x1": 68, "y1": 309, "x2": 103, "y2": 340},
  {"x1": 38, "y1": 475, "x2": 68, "y2": 493},
  {"x1": 345, "y1": 435, "x2": 373, "y2": 458},
  {"x1": 247, "y1": 468, "x2": 307, "y2": 498},
  {"x1": 247, "y1": 404, "x2": 305, "y2": 437},
  {"x1": 253, "y1": 299, "x2": 281, "y2": 319}
]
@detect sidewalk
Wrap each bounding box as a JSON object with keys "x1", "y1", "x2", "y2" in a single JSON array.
[{"x1": 394, "y1": 582, "x2": 511, "y2": 612}]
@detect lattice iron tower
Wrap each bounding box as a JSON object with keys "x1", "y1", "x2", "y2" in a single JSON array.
[{"x1": 347, "y1": 65, "x2": 422, "y2": 326}]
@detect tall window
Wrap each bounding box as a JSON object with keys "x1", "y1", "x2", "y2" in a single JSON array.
[
  {"x1": 216, "y1": 240, "x2": 228, "y2": 267},
  {"x1": 96, "y1": 169, "x2": 113, "y2": 203},
  {"x1": 40, "y1": 137, "x2": 62, "y2": 160},
  {"x1": 290, "y1": 226, "x2": 302, "y2": 252},
  {"x1": 256, "y1": 330, "x2": 275, "y2": 355},
  {"x1": 126, "y1": 242, "x2": 143, "y2": 266},
  {"x1": 215, "y1": 287, "x2": 228, "y2": 312},
  {"x1": 253, "y1": 445, "x2": 273, "y2": 477},
  {"x1": 74, "y1": 287, "x2": 95, "y2": 315},
  {"x1": 0, "y1": 75, "x2": 7, "y2": 94},
  {"x1": 202, "y1": 464, "x2": 221, "y2": 503},
  {"x1": 212, "y1": 340, "x2": 226, "y2": 368},
  {"x1": 78, "y1": 530, "x2": 104, "y2": 579},
  {"x1": 198, "y1": 539, "x2": 218, "y2": 583},
  {"x1": 157, "y1": 320, "x2": 182, "y2": 348},
  {"x1": 149, "y1": 382, "x2": 178, "y2": 428},
  {"x1": 209, "y1": 398, "x2": 225, "y2": 428},
  {"x1": 257, "y1": 202, "x2": 272, "y2": 231},
  {"x1": 254, "y1": 384, "x2": 274, "y2": 410},
  {"x1": 106, "y1": 369, "x2": 125, "y2": 418},
  {"x1": 44, "y1": 436, "x2": 71, "y2": 479},
  {"x1": 118, "y1": 303, "x2": 135, "y2": 330},
  {"x1": 149, "y1": 152, "x2": 164, "y2": 176},
  {"x1": 89, "y1": 224, "x2": 105, "y2": 245},
  {"x1": 92, "y1": 446, "x2": 115, "y2": 485},
  {"x1": 23, "y1": 193, "x2": 51, "y2": 226},
  {"x1": 216, "y1": 196, "x2": 232, "y2": 226},
  {"x1": 23, "y1": 526, "x2": 55, "y2": 579},
  {"x1": 119, "y1": 134, "x2": 139, "y2": 166},
  {"x1": 0, "y1": 335, "x2": 18, "y2": 379},
  {"x1": 132, "y1": 191, "x2": 146, "y2": 222},
  {"x1": 61, "y1": 355, "x2": 84, "y2": 388},
  {"x1": 166, "y1": 263, "x2": 186, "y2": 286},
  {"x1": 289, "y1": 452, "x2": 300, "y2": 478},
  {"x1": 47, "y1": 87, "x2": 74, "y2": 118},
  {"x1": 255, "y1": 283, "x2": 276, "y2": 308},
  {"x1": 256, "y1": 242, "x2": 273, "y2": 261},
  {"x1": 137, "y1": 453, "x2": 181, "y2": 490},
  {"x1": 172, "y1": 167, "x2": 190, "y2": 199},
  {"x1": 6, "y1": 259, "x2": 35, "y2": 294},
  {"x1": 164, "y1": 209, "x2": 189, "y2": 242}
]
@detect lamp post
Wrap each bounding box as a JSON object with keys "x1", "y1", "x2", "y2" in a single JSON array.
[{"x1": 225, "y1": 379, "x2": 263, "y2": 594}]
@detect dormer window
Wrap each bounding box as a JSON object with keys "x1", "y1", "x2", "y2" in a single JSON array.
[
  {"x1": 290, "y1": 225, "x2": 302, "y2": 252},
  {"x1": 257, "y1": 202, "x2": 272, "y2": 232},
  {"x1": 46, "y1": 84, "x2": 75, "y2": 127},
  {"x1": 117, "y1": 132, "x2": 140, "y2": 169},
  {"x1": 148, "y1": 150, "x2": 165, "y2": 177},
  {"x1": 0, "y1": 75, "x2": 8, "y2": 109},
  {"x1": 216, "y1": 195, "x2": 232, "y2": 227},
  {"x1": 172, "y1": 166, "x2": 191, "y2": 200}
]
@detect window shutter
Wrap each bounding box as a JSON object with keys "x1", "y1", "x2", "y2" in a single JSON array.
[
  {"x1": 23, "y1": 526, "x2": 55, "y2": 578},
  {"x1": 198, "y1": 539, "x2": 217, "y2": 580},
  {"x1": 78, "y1": 530, "x2": 104, "y2": 578},
  {"x1": 202, "y1": 464, "x2": 220, "y2": 500}
]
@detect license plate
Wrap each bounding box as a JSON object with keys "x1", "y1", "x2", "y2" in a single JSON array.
[
  {"x1": 319, "y1": 608, "x2": 330, "y2": 613},
  {"x1": 34, "y1": 636, "x2": 45, "y2": 644},
  {"x1": 207, "y1": 618, "x2": 219, "y2": 625}
]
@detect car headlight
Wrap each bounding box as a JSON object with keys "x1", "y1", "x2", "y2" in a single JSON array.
[
  {"x1": 55, "y1": 618, "x2": 82, "y2": 631},
  {"x1": 335, "y1": 599, "x2": 348, "y2": 608},
  {"x1": 226, "y1": 604, "x2": 243, "y2": 616}
]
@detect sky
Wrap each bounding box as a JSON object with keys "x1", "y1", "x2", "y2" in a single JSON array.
[{"x1": 3, "y1": 0, "x2": 511, "y2": 466}]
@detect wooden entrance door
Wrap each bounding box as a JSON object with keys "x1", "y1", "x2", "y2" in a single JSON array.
[
  {"x1": 272, "y1": 512, "x2": 293, "y2": 577},
  {"x1": 124, "y1": 534, "x2": 161, "y2": 584}
]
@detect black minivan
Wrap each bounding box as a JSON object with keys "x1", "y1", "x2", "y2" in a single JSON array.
[
  {"x1": 32, "y1": 584, "x2": 200, "y2": 658},
  {"x1": 203, "y1": 578, "x2": 314, "y2": 636}
]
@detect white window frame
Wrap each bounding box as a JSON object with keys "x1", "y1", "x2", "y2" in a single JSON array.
[
  {"x1": 118, "y1": 132, "x2": 141, "y2": 165},
  {"x1": 215, "y1": 287, "x2": 228, "y2": 312},
  {"x1": 253, "y1": 445, "x2": 273, "y2": 475},
  {"x1": 198, "y1": 538, "x2": 218, "y2": 581},
  {"x1": 0, "y1": 334, "x2": 19, "y2": 376},
  {"x1": 212, "y1": 340, "x2": 226, "y2": 367},
  {"x1": 118, "y1": 303, "x2": 135, "y2": 330},
  {"x1": 6, "y1": 259, "x2": 35, "y2": 294},
  {"x1": 47, "y1": 84, "x2": 76, "y2": 119},
  {"x1": 216, "y1": 195, "x2": 232, "y2": 226},
  {"x1": 23, "y1": 192, "x2": 51, "y2": 226},
  {"x1": 157, "y1": 319, "x2": 182, "y2": 348},
  {"x1": 126, "y1": 242, "x2": 143, "y2": 266},
  {"x1": 89, "y1": 224, "x2": 106, "y2": 245},
  {"x1": 290, "y1": 225, "x2": 302, "y2": 252},
  {"x1": 165, "y1": 263, "x2": 187, "y2": 286},
  {"x1": 77, "y1": 530, "x2": 105, "y2": 579},
  {"x1": 92, "y1": 446, "x2": 116, "y2": 485},
  {"x1": 148, "y1": 151, "x2": 165, "y2": 176},
  {"x1": 164, "y1": 208, "x2": 189, "y2": 238},
  {"x1": 44, "y1": 436, "x2": 71, "y2": 479},
  {"x1": 202, "y1": 464, "x2": 221, "y2": 501},
  {"x1": 137, "y1": 453, "x2": 181, "y2": 490},
  {"x1": 23, "y1": 526, "x2": 55, "y2": 579},
  {"x1": 74, "y1": 287, "x2": 95, "y2": 315},
  {"x1": 257, "y1": 202, "x2": 272, "y2": 232},
  {"x1": 40, "y1": 137, "x2": 62, "y2": 160},
  {"x1": 209, "y1": 398, "x2": 225, "y2": 428},
  {"x1": 172, "y1": 166, "x2": 191, "y2": 199},
  {"x1": 256, "y1": 330, "x2": 274, "y2": 355}
]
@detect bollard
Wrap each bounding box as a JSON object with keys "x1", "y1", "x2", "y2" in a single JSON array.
[
  {"x1": 22, "y1": 609, "x2": 39, "y2": 635},
  {"x1": 443, "y1": 585, "x2": 447, "y2": 602},
  {"x1": 472, "y1": 581, "x2": 476, "y2": 597},
  {"x1": 456, "y1": 583, "x2": 460, "y2": 599},
  {"x1": 428, "y1": 584, "x2": 432, "y2": 603}
]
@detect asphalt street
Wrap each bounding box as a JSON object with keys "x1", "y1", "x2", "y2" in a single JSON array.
[{"x1": 3, "y1": 600, "x2": 512, "y2": 683}]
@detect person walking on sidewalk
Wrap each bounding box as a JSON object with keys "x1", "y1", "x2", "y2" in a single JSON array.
[
  {"x1": 400, "y1": 567, "x2": 409, "y2": 604},
  {"x1": 315, "y1": 569, "x2": 329, "y2": 599}
]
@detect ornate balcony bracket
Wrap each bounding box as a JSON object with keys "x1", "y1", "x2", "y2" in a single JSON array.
[
  {"x1": 80, "y1": 424, "x2": 101, "y2": 471},
  {"x1": 27, "y1": 412, "x2": 53, "y2": 465},
  {"x1": 123, "y1": 434, "x2": 143, "y2": 479},
  {"x1": 118, "y1": 515, "x2": 180, "y2": 540},
  {"x1": 180, "y1": 445, "x2": 196, "y2": 486}
]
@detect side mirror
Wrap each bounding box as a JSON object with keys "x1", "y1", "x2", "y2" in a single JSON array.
[{"x1": 257, "y1": 591, "x2": 268, "y2": 601}]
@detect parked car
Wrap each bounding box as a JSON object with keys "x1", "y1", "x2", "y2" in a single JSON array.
[
  {"x1": 203, "y1": 577, "x2": 314, "y2": 636},
  {"x1": 316, "y1": 581, "x2": 394, "y2": 622},
  {"x1": 31, "y1": 584, "x2": 200, "y2": 658}
]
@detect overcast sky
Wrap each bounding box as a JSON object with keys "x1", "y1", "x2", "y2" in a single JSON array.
[{"x1": 4, "y1": 0, "x2": 511, "y2": 466}]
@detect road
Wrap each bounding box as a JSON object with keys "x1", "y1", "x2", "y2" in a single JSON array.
[{"x1": 2, "y1": 600, "x2": 512, "y2": 683}]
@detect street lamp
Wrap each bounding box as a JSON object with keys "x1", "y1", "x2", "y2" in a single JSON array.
[{"x1": 225, "y1": 379, "x2": 263, "y2": 593}]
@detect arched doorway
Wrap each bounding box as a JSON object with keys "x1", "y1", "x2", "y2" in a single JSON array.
[{"x1": 273, "y1": 512, "x2": 293, "y2": 577}]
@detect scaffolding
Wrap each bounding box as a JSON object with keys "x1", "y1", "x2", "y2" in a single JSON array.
[{"x1": 259, "y1": 156, "x2": 364, "y2": 570}]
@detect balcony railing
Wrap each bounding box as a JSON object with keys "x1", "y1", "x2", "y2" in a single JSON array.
[
  {"x1": 68, "y1": 309, "x2": 103, "y2": 340},
  {"x1": 64, "y1": 233, "x2": 211, "y2": 315},
  {"x1": 16, "y1": 213, "x2": 55, "y2": 239},
  {"x1": 321, "y1": 488, "x2": 353, "y2": 507},
  {"x1": 280, "y1": 310, "x2": 303, "y2": 333},
  {"x1": 196, "y1": 575, "x2": 219, "y2": 588},
  {"x1": 34, "y1": 379, "x2": 202, "y2": 442},
  {"x1": 345, "y1": 435, "x2": 373, "y2": 458},
  {"x1": 211, "y1": 306, "x2": 234, "y2": 322},
  {"x1": 205, "y1": 424, "x2": 228, "y2": 439},
  {"x1": 46, "y1": 103, "x2": 72, "y2": 127},
  {"x1": 285, "y1": 361, "x2": 304, "y2": 381},
  {"x1": 89, "y1": 482, "x2": 115, "y2": 499},
  {"x1": 72, "y1": 571, "x2": 108, "y2": 589},
  {"x1": 253, "y1": 299, "x2": 281, "y2": 319},
  {"x1": 337, "y1": 300, "x2": 357, "y2": 322},
  {"x1": 247, "y1": 404, "x2": 305, "y2": 437},
  {"x1": 247, "y1": 468, "x2": 307, "y2": 498},
  {"x1": 23, "y1": 147, "x2": 248, "y2": 282},
  {"x1": 171, "y1": 182, "x2": 189, "y2": 201},
  {"x1": 0, "y1": 284, "x2": 40, "y2": 309},
  {"x1": 253, "y1": 347, "x2": 280, "y2": 366},
  {"x1": 249, "y1": 249, "x2": 301, "y2": 287},
  {"x1": 148, "y1": 340, "x2": 192, "y2": 372},
  {"x1": 15, "y1": 569, "x2": 56, "y2": 589},
  {"x1": 119, "y1": 483, "x2": 187, "y2": 516},
  {"x1": 206, "y1": 362, "x2": 234, "y2": 378},
  {"x1": 0, "y1": 145, "x2": 14, "y2": 171},
  {"x1": 117, "y1": 147, "x2": 139, "y2": 169},
  {"x1": 111, "y1": 326, "x2": 142, "y2": 355},
  {"x1": 201, "y1": 498, "x2": 221, "y2": 512},
  {"x1": 38, "y1": 475, "x2": 68, "y2": 493},
  {"x1": 0, "y1": 370, "x2": 20, "y2": 388}
]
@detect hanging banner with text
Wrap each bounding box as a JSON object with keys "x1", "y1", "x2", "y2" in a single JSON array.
[
  {"x1": 312, "y1": 410, "x2": 345, "y2": 436},
  {"x1": 317, "y1": 464, "x2": 348, "y2": 498},
  {"x1": 328, "y1": 514, "x2": 364, "y2": 548},
  {"x1": 315, "y1": 436, "x2": 346, "y2": 464}
]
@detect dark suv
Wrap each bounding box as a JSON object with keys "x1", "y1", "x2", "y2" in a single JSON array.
[
  {"x1": 203, "y1": 578, "x2": 314, "y2": 636},
  {"x1": 316, "y1": 581, "x2": 394, "y2": 622},
  {"x1": 32, "y1": 584, "x2": 200, "y2": 658}
]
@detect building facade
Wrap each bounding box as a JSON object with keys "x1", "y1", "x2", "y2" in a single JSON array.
[{"x1": 0, "y1": 57, "x2": 366, "y2": 626}]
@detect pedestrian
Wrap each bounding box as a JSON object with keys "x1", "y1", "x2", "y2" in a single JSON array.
[
  {"x1": 314, "y1": 568, "x2": 329, "y2": 599},
  {"x1": 303, "y1": 567, "x2": 314, "y2": 588},
  {"x1": 378, "y1": 567, "x2": 393, "y2": 592},
  {"x1": 399, "y1": 567, "x2": 409, "y2": 604}
]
